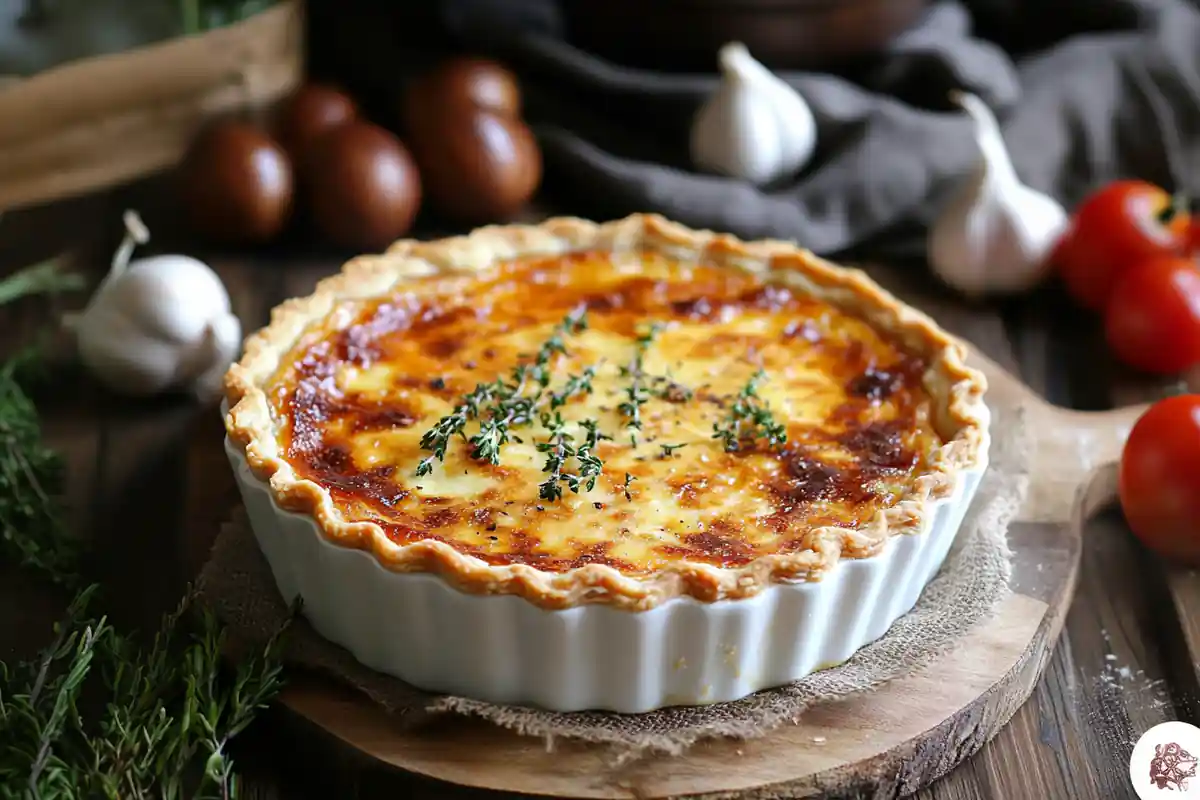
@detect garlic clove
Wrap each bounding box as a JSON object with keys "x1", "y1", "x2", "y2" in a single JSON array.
[
  {"x1": 691, "y1": 72, "x2": 783, "y2": 185},
  {"x1": 689, "y1": 42, "x2": 817, "y2": 186},
  {"x1": 109, "y1": 255, "x2": 234, "y2": 344},
  {"x1": 75, "y1": 307, "x2": 180, "y2": 396},
  {"x1": 182, "y1": 314, "x2": 243, "y2": 400},
  {"x1": 927, "y1": 91, "x2": 1068, "y2": 298},
  {"x1": 723, "y1": 44, "x2": 814, "y2": 174}
]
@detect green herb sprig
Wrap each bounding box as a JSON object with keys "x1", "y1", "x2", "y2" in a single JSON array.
[
  {"x1": 414, "y1": 380, "x2": 504, "y2": 475},
  {"x1": 618, "y1": 323, "x2": 664, "y2": 445},
  {"x1": 0, "y1": 258, "x2": 84, "y2": 308},
  {"x1": 0, "y1": 259, "x2": 85, "y2": 582},
  {"x1": 536, "y1": 416, "x2": 606, "y2": 502},
  {"x1": 0, "y1": 589, "x2": 290, "y2": 799},
  {"x1": 712, "y1": 369, "x2": 788, "y2": 453},
  {"x1": 416, "y1": 307, "x2": 594, "y2": 475}
]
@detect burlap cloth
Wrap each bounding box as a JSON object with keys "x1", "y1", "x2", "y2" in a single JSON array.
[{"x1": 198, "y1": 402, "x2": 1029, "y2": 759}]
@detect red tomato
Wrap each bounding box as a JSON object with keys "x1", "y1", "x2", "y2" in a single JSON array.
[
  {"x1": 1055, "y1": 181, "x2": 1190, "y2": 311},
  {"x1": 1118, "y1": 395, "x2": 1200, "y2": 565},
  {"x1": 1104, "y1": 256, "x2": 1200, "y2": 374},
  {"x1": 1188, "y1": 218, "x2": 1200, "y2": 255}
]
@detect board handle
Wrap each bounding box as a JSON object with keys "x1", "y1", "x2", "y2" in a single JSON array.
[
  {"x1": 967, "y1": 348, "x2": 1148, "y2": 473},
  {"x1": 966, "y1": 349, "x2": 1150, "y2": 521},
  {"x1": 1051, "y1": 404, "x2": 1148, "y2": 473}
]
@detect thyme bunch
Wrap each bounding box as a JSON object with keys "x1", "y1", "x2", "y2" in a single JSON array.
[
  {"x1": 712, "y1": 369, "x2": 788, "y2": 453},
  {"x1": 416, "y1": 307, "x2": 594, "y2": 475}
]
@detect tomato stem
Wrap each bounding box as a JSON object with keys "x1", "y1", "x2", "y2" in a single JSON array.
[
  {"x1": 1163, "y1": 380, "x2": 1192, "y2": 399},
  {"x1": 1157, "y1": 192, "x2": 1192, "y2": 225}
]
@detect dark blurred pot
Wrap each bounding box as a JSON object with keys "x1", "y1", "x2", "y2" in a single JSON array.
[{"x1": 564, "y1": 0, "x2": 929, "y2": 72}]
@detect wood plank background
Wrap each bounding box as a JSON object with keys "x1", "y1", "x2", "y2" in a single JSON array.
[{"x1": 1, "y1": 178, "x2": 1198, "y2": 800}]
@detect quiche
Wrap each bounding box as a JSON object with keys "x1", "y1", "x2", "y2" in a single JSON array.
[{"x1": 225, "y1": 214, "x2": 988, "y2": 618}]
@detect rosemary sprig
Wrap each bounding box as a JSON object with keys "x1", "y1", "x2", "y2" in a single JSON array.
[
  {"x1": 416, "y1": 307, "x2": 592, "y2": 475},
  {"x1": 712, "y1": 369, "x2": 788, "y2": 453},
  {"x1": 0, "y1": 352, "x2": 83, "y2": 585},
  {"x1": 0, "y1": 588, "x2": 291, "y2": 799},
  {"x1": 0, "y1": 258, "x2": 84, "y2": 307},
  {"x1": 0, "y1": 258, "x2": 84, "y2": 585}
]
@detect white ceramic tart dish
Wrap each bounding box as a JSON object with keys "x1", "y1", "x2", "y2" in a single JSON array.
[{"x1": 223, "y1": 214, "x2": 990, "y2": 714}]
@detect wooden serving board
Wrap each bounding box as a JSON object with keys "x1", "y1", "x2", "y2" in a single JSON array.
[{"x1": 186, "y1": 347, "x2": 1146, "y2": 799}]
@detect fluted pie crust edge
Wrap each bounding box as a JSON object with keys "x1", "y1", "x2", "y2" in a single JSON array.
[{"x1": 223, "y1": 214, "x2": 989, "y2": 611}]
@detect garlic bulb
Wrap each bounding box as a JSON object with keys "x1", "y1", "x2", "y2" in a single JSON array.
[
  {"x1": 928, "y1": 91, "x2": 1068, "y2": 298},
  {"x1": 689, "y1": 42, "x2": 817, "y2": 186},
  {"x1": 66, "y1": 211, "x2": 242, "y2": 399}
]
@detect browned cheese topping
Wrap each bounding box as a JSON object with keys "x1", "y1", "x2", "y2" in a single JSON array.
[{"x1": 266, "y1": 250, "x2": 942, "y2": 575}]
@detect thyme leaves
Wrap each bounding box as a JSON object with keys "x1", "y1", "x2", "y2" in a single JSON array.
[
  {"x1": 711, "y1": 369, "x2": 788, "y2": 453},
  {"x1": 537, "y1": 416, "x2": 607, "y2": 502},
  {"x1": 415, "y1": 310, "x2": 788, "y2": 505},
  {"x1": 617, "y1": 323, "x2": 664, "y2": 444},
  {"x1": 416, "y1": 308, "x2": 593, "y2": 475}
]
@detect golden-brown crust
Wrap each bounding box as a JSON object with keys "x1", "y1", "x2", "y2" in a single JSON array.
[{"x1": 224, "y1": 214, "x2": 989, "y2": 611}]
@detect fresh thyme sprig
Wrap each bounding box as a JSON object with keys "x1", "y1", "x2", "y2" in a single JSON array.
[
  {"x1": 549, "y1": 365, "x2": 597, "y2": 409},
  {"x1": 416, "y1": 380, "x2": 504, "y2": 475},
  {"x1": 712, "y1": 369, "x2": 788, "y2": 453},
  {"x1": 416, "y1": 307, "x2": 592, "y2": 475},
  {"x1": 536, "y1": 415, "x2": 606, "y2": 502},
  {"x1": 618, "y1": 323, "x2": 664, "y2": 445}
]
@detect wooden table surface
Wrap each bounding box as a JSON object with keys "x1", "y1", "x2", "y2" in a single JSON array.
[{"x1": 2, "y1": 181, "x2": 1199, "y2": 800}]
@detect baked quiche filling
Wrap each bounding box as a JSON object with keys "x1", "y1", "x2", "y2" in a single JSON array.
[{"x1": 264, "y1": 250, "x2": 944, "y2": 578}]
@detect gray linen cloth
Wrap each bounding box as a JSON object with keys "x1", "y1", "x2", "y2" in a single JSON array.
[{"x1": 429, "y1": 0, "x2": 1200, "y2": 259}]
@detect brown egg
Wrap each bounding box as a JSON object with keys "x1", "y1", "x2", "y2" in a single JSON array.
[
  {"x1": 275, "y1": 83, "x2": 359, "y2": 162},
  {"x1": 407, "y1": 107, "x2": 541, "y2": 225},
  {"x1": 178, "y1": 120, "x2": 294, "y2": 245},
  {"x1": 304, "y1": 121, "x2": 422, "y2": 252},
  {"x1": 405, "y1": 58, "x2": 522, "y2": 121}
]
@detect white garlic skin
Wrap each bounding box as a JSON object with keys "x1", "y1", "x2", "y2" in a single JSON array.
[
  {"x1": 928, "y1": 92, "x2": 1068, "y2": 298},
  {"x1": 73, "y1": 255, "x2": 242, "y2": 399},
  {"x1": 690, "y1": 42, "x2": 817, "y2": 186}
]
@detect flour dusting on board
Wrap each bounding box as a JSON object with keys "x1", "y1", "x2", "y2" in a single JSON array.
[{"x1": 1089, "y1": 627, "x2": 1174, "y2": 756}]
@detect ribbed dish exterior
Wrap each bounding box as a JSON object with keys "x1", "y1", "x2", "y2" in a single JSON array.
[{"x1": 225, "y1": 434, "x2": 988, "y2": 714}]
